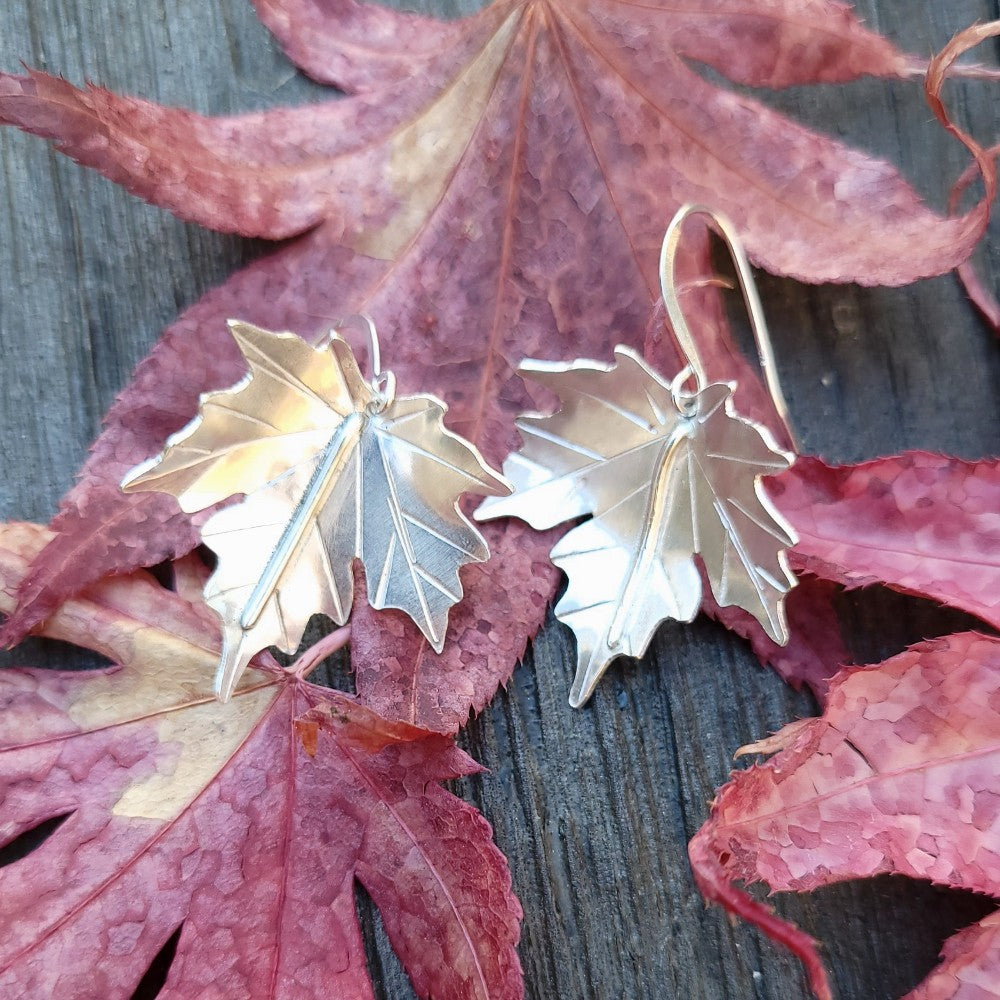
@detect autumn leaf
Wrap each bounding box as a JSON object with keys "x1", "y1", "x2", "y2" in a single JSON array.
[
  {"x1": 122, "y1": 321, "x2": 509, "y2": 701},
  {"x1": 907, "y1": 911, "x2": 1000, "y2": 1000},
  {"x1": 689, "y1": 631, "x2": 1000, "y2": 1000},
  {"x1": 770, "y1": 453, "x2": 1000, "y2": 632},
  {"x1": 0, "y1": 0, "x2": 989, "y2": 729},
  {"x1": 688, "y1": 449, "x2": 1000, "y2": 703},
  {"x1": 476, "y1": 347, "x2": 796, "y2": 705},
  {"x1": 0, "y1": 522, "x2": 522, "y2": 1000}
]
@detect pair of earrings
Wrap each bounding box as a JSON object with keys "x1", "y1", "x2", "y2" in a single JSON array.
[{"x1": 122, "y1": 205, "x2": 799, "y2": 706}]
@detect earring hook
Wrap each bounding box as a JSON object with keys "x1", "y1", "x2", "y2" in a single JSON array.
[
  {"x1": 331, "y1": 313, "x2": 396, "y2": 411},
  {"x1": 358, "y1": 314, "x2": 382, "y2": 381},
  {"x1": 658, "y1": 204, "x2": 799, "y2": 452}
]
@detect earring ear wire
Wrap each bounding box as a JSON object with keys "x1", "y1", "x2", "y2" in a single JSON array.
[{"x1": 659, "y1": 204, "x2": 800, "y2": 453}]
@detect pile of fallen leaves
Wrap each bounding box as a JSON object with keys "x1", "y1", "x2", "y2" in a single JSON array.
[{"x1": 2, "y1": 1, "x2": 1000, "y2": 997}]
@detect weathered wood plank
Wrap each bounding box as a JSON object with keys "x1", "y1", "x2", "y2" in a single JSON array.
[{"x1": 2, "y1": 2, "x2": 999, "y2": 998}]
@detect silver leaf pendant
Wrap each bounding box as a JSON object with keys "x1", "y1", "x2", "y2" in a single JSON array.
[
  {"x1": 122, "y1": 318, "x2": 511, "y2": 701},
  {"x1": 477, "y1": 205, "x2": 799, "y2": 707},
  {"x1": 475, "y1": 348, "x2": 796, "y2": 706}
]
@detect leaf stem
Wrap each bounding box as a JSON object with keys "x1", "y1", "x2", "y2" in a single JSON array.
[{"x1": 292, "y1": 625, "x2": 352, "y2": 681}]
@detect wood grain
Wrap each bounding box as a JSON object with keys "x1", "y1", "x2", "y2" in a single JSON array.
[{"x1": 1, "y1": 2, "x2": 999, "y2": 998}]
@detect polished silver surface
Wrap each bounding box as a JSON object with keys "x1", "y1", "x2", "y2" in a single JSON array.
[
  {"x1": 123, "y1": 319, "x2": 510, "y2": 700},
  {"x1": 476, "y1": 205, "x2": 798, "y2": 707}
]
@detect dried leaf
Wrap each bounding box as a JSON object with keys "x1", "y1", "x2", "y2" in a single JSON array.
[
  {"x1": 0, "y1": 0, "x2": 990, "y2": 728},
  {"x1": 949, "y1": 143, "x2": 1000, "y2": 337},
  {"x1": 771, "y1": 453, "x2": 1000, "y2": 631},
  {"x1": 122, "y1": 321, "x2": 508, "y2": 700},
  {"x1": 476, "y1": 348, "x2": 795, "y2": 705},
  {"x1": 0, "y1": 522, "x2": 522, "y2": 1000},
  {"x1": 689, "y1": 631, "x2": 1000, "y2": 1000},
  {"x1": 907, "y1": 911, "x2": 1000, "y2": 1000}
]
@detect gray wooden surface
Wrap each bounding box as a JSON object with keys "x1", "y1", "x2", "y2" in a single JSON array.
[{"x1": 2, "y1": 2, "x2": 1000, "y2": 998}]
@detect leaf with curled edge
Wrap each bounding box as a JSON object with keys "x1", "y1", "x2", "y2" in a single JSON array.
[
  {"x1": 476, "y1": 347, "x2": 796, "y2": 705},
  {"x1": 689, "y1": 631, "x2": 1000, "y2": 1000},
  {"x1": 0, "y1": 0, "x2": 986, "y2": 729},
  {"x1": 122, "y1": 320, "x2": 509, "y2": 701},
  {"x1": 0, "y1": 521, "x2": 522, "y2": 1000}
]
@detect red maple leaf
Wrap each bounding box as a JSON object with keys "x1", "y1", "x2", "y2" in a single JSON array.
[
  {"x1": 689, "y1": 631, "x2": 1000, "y2": 1000},
  {"x1": 0, "y1": 0, "x2": 990, "y2": 730},
  {"x1": 0, "y1": 521, "x2": 521, "y2": 1000},
  {"x1": 770, "y1": 453, "x2": 1000, "y2": 633}
]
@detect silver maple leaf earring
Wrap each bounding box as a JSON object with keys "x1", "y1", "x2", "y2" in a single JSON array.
[
  {"x1": 475, "y1": 204, "x2": 799, "y2": 708},
  {"x1": 122, "y1": 316, "x2": 512, "y2": 702}
]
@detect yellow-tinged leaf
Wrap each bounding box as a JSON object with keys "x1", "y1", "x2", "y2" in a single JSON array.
[{"x1": 0, "y1": 521, "x2": 522, "y2": 1000}]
